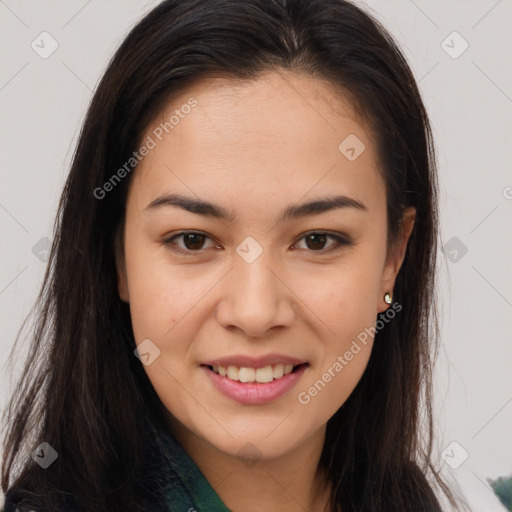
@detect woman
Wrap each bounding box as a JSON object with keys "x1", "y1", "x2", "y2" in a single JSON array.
[{"x1": 1, "y1": 0, "x2": 466, "y2": 510}]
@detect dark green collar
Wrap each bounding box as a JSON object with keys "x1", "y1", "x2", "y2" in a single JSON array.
[{"x1": 149, "y1": 418, "x2": 232, "y2": 511}]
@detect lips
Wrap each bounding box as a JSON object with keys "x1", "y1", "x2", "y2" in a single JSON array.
[
  {"x1": 200, "y1": 353, "x2": 309, "y2": 404},
  {"x1": 201, "y1": 354, "x2": 308, "y2": 384}
]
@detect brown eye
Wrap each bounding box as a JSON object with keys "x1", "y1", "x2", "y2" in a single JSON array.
[
  {"x1": 163, "y1": 230, "x2": 352, "y2": 256},
  {"x1": 294, "y1": 232, "x2": 352, "y2": 253},
  {"x1": 163, "y1": 231, "x2": 217, "y2": 254},
  {"x1": 181, "y1": 233, "x2": 207, "y2": 250},
  {"x1": 305, "y1": 233, "x2": 328, "y2": 251}
]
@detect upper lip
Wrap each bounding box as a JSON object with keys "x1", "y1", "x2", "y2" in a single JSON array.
[{"x1": 202, "y1": 354, "x2": 308, "y2": 369}]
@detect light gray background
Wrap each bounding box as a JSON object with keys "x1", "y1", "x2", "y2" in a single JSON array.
[{"x1": 1, "y1": 1, "x2": 511, "y2": 510}]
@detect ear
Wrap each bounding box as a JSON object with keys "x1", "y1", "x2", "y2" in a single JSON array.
[
  {"x1": 114, "y1": 225, "x2": 130, "y2": 303},
  {"x1": 378, "y1": 206, "x2": 416, "y2": 313}
]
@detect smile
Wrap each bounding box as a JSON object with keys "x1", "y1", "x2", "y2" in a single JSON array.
[
  {"x1": 201, "y1": 363, "x2": 309, "y2": 405},
  {"x1": 209, "y1": 363, "x2": 299, "y2": 383}
]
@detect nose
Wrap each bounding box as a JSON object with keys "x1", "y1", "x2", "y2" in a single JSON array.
[{"x1": 215, "y1": 249, "x2": 296, "y2": 339}]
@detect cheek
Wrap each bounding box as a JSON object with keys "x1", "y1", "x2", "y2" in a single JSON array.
[
  {"x1": 296, "y1": 344, "x2": 372, "y2": 426},
  {"x1": 296, "y1": 283, "x2": 376, "y2": 421},
  {"x1": 127, "y1": 270, "x2": 173, "y2": 344},
  {"x1": 292, "y1": 258, "x2": 381, "y2": 415},
  {"x1": 123, "y1": 233, "x2": 206, "y2": 341},
  {"x1": 295, "y1": 258, "x2": 382, "y2": 342}
]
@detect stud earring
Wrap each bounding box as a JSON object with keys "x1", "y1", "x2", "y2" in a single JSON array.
[{"x1": 384, "y1": 292, "x2": 392, "y2": 305}]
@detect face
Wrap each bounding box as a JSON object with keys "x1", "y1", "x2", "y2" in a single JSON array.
[{"x1": 116, "y1": 70, "x2": 415, "y2": 461}]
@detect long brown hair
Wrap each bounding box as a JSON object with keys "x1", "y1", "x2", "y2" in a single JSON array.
[{"x1": 2, "y1": 0, "x2": 464, "y2": 510}]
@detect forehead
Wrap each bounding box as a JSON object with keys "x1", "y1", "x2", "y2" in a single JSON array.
[{"x1": 130, "y1": 70, "x2": 384, "y2": 214}]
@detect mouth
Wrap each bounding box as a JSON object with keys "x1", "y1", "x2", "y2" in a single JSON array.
[
  {"x1": 201, "y1": 362, "x2": 309, "y2": 405},
  {"x1": 202, "y1": 362, "x2": 309, "y2": 384}
]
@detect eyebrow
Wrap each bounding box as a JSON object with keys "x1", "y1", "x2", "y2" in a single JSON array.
[{"x1": 144, "y1": 193, "x2": 368, "y2": 222}]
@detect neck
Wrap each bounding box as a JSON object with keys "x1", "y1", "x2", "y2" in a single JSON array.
[{"x1": 167, "y1": 416, "x2": 331, "y2": 512}]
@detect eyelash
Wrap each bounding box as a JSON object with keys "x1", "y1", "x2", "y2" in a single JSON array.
[{"x1": 161, "y1": 230, "x2": 353, "y2": 256}]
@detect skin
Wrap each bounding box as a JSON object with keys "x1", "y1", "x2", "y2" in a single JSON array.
[{"x1": 116, "y1": 69, "x2": 415, "y2": 512}]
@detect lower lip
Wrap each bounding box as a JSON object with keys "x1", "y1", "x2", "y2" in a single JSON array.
[{"x1": 201, "y1": 364, "x2": 308, "y2": 405}]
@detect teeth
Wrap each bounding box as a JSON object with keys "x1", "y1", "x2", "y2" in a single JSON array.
[
  {"x1": 211, "y1": 363, "x2": 301, "y2": 383},
  {"x1": 227, "y1": 365, "x2": 239, "y2": 380},
  {"x1": 239, "y1": 367, "x2": 255, "y2": 383},
  {"x1": 255, "y1": 365, "x2": 274, "y2": 383},
  {"x1": 273, "y1": 364, "x2": 284, "y2": 379}
]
